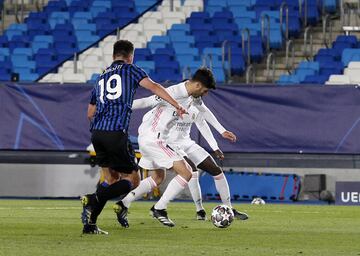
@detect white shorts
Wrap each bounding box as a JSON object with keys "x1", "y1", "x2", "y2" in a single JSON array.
[
  {"x1": 171, "y1": 139, "x2": 210, "y2": 167},
  {"x1": 138, "y1": 136, "x2": 184, "y2": 170}
]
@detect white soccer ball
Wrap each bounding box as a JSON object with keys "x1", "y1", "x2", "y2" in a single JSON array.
[
  {"x1": 251, "y1": 197, "x2": 266, "y2": 205},
  {"x1": 211, "y1": 205, "x2": 234, "y2": 228}
]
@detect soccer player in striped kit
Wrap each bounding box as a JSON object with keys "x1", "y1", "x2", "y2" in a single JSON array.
[{"x1": 81, "y1": 40, "x2": 186, "y2": 234}]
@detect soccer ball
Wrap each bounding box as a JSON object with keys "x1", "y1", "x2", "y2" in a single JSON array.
[
  {"x1": 251, "y1": 197, "x2": 266, "y2": 205},
  {"x1": 211, "y1": 205, "x2": 234, "y2": 228}
]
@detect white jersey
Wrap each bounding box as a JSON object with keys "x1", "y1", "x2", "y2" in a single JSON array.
[
  {"x1": 137, "y1": 82, "x2": 191, "y2": 141},
  {"x1": 134, "y1": 82, "x2": 226, "y2": 151}
]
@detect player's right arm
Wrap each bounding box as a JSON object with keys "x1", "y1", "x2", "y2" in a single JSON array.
[
  {"x1": 132, "y1": 95, "x2": 158, "y2": 109},
  {"x1": 139, "y1": 77, "x2": 187, "y2": 117},
  {"x1": 133, "y1": 83, "x2": 188, "y2": 109}
]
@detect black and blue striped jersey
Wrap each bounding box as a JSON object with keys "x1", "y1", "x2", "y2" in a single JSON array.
[{"x1": 90, "y1": 60, "x2": 148, "y2": 131}]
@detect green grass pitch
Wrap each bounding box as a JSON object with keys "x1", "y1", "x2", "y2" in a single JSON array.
[{"x1": 0, "y1": 200, "x2": 359, "y2": 256}]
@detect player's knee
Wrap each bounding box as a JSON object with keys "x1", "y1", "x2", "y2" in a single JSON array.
[
  {"x1": 181, "y1": 163, "x2": 193, "y2": 181},
  {"x1": 152, "y1": 170, "x2": 165, "y2": 185},
  {"x1": 127, "y1": 171, "x2": 140, "y2": 188},
  {"x1": 180, "y1": 171, "x2": 192, "y2": 181}
]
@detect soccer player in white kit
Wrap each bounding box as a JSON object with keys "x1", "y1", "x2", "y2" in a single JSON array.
[
  {"x1": 113, "y1": 68, "x2": 248, "y2": 227},
  {"x1": 112, "y1": 68, "x2": 216, "y2": 227}
]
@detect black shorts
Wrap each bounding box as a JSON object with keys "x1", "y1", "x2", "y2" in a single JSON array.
[{"x1": 91, "y1": 130, "x2": 138, "y2": 174}]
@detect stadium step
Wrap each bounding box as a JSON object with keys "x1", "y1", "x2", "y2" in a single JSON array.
[
  {"x1": 0, "y1": 1, "x2": 47, "y2": 31},
  {"x1": 251, "y1": 13, "x2": 346, "y2": 84}
]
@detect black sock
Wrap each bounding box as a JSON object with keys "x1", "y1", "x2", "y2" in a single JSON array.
[
  {"x1": 89, "y1": 180, "x2": 132, "y2": 223},
  {"x1": 89, "y1": 182, "x2": 109, "y2": 224},
  {"x1": 96, "y1": 179, "x2": 132, "y2": 203}
]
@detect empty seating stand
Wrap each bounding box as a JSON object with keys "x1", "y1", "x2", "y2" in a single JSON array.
[
  {"x1": 199, "y1": 171, "x2": 301, "y2": 202},
  {"x1": 0, "y1": 0, "x2": 158, "y2": 82},
  {"x1": 7, "y1": 0, "x2": 322, "y2": 84},
  {"x1": 277, "y1": 35, "x2": 359, "y2": 85},
  {"x1": 131, "y1": 0, "x2": 311, "y2": 83}
]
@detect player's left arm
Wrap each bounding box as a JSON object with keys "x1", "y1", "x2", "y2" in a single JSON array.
[
  {"x1": 197, "y1": 103, "x2": 237, "y2": 143},
  {"x1": 195, "y1": 117, "x2": 224, "y2": 160}
]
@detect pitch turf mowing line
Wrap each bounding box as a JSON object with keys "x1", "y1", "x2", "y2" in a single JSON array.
[{"x1": 0, "y1": 200, "x2": 359, "y2": 256}]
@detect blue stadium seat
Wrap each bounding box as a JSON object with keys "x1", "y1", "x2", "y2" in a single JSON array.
[
  {"x1": 170, "y1": 23, "x2": 190, "y2": 32},
  {"x1": 5, "y1": 24, "x2": 27, "y2": 40},
  {"x1": 0, "y1": 48, "x2": 10, "y2": 61},
  {"x1": 44, "y1": 0, "x2": 68, "y2": 13},
  {"x1": 72, "y1": 11, "x2": 93, "y2": 24},
  {"x1": 323, "y1": 0, "x2": 337, "y2": 13},
  {"x1": 87, "y1": 73, "x2": 100, "y2": 83},
  {"x1": 301, "y1": 74, "x2": 328, "y2": 84},
  {"x1": 227, "y1": 0, "x2": 253, "y2": 7},
  {"x1": 342, "y1": 49, "x2": 360, "y2": 67},
  {"x1": 0, "y1": 60, "x2": 9, "y2": 70},
  {"x1": 73, "y1": 23, "x2": 96, "y2": 32},
  {"x1": 295, "y1": 69, "x2": 316, "y2": 81},
  {"x1": 50, "y1": 11, "x2": 70, "y2": 20},
  {"x1": 18, "y1": 70, "x2": 39, "y2": 81},
  {"x1": 277, "y1": 74, "x2": 300, "y2": 84},
  {"x1": 301, "y1": 0, "x2": 320, "y2": 25},
  {"x1": 0, "y1": 35, "x2": 8, "y2": 47},
  {"x1": 153, "y1": 48, "x2": 176, "y2": 63},
  {"x1": 319, "y1": 61, "x2": 343, "y2": 76},
  {"x1": 134, "y1": 48, "x2": 152, "y2": 61},
  {"x1": 68, "y1": 1, "x2": 90, "y2": 15},
  {"x1": 229, "y1": 47, "x2": 246, "y2": 75},
  {"x1": 134, "y1": 0, "x2": 157, "y2": 13},
  {"x1": 9, "y1": 35, "x2": 31, "y2": 50},
  {"x1": 135, "y1": 61, "x2": 155, "y2": 74},
  {"x1": 176, "y1": 48, "x2": 200, "y2": 67},
  {"x1": 77, "y1": 35, "x2": 99, "y2": 50},
  {"x1": 298, "y1": 61, "x2": 320, "y2": 72}
]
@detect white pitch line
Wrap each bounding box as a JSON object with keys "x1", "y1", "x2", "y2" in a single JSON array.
[{"x1": 0, "y1": 207, "x2": 79, "y2": 210}]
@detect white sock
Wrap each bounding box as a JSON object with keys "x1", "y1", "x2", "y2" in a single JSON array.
[
  {"x1": 188, "y1": 171, "x2": 204, "y2": 211},
  {"x1": 155, "y1": 175, "x2": 188, "y2": 210},
  {"x1": 122, "y1": 176, "x2": 157, "y2": 208},
  {"x1": 213, "y1": 172, "x2": 232, "y2": 208}
]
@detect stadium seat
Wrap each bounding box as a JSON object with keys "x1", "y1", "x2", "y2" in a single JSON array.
[{"x1": 342, "y1": 49, "x2": 360, "y2": 67}]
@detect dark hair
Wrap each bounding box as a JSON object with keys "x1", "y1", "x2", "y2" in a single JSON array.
[
  {"x1": 192, "y1": 68, "x2": 216, "y2": 89},
  {"x1": 113, "y1": 40, "x2": 134, "y2": 58}
]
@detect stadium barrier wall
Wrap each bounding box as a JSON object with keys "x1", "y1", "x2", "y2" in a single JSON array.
[{"x1": 1, "y1": 83, "x2": 360, "y2": 154}]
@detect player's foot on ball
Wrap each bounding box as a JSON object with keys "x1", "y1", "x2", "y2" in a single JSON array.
[
  {"x1": 113, "y1": 201, "x2": 129, "y2": 228},
  {"x1": 82, "y1": 224, "x2": 108, "y2": 235},
  {"x1": 150, "y1": 205, "x2": 175, "y2": 227},
  {"x1": 80, "y1": 194, "x2": 97, "y2": 225},
  {"x1": 196, "y1": 209, "x2": 207, "y2": 220},
  {"x1": 232, "y1": 208, "x2": 249, "y2": 220}
]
